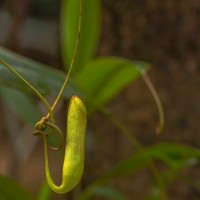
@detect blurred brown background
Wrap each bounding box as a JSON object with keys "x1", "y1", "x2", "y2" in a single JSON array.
[{"x1": 0, "y1": 0, "x2": 200, "y2": 199}]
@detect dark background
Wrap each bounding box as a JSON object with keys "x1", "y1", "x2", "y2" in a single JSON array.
[{"x1": 0, "y1": 0, "x2": 200, "y2": 199}]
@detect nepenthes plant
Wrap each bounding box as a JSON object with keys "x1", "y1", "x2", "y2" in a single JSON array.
[
  {"x1": 0, "y1": 0, "x2": 86, "y2": 194},
  {"x1": 1, "y1": 0, "x2": 200, "y2": 199},
  {"x1": 0, "y1": 0, "x2": 164, "y2": 195}
]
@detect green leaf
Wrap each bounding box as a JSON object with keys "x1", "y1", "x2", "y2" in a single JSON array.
[
  {"x1": 81, "y1": 142, "x2": 200, "y2": 200},
  {"x1": 0, "y1": 46, "x2": 83, "y2": 98},
  {"x1": 94, "y1": 143, "x2": 200, "y2": 185},
  {"x1": 75, "y1": 57, "x2": 150, "y2": 112},
  {"x1": 0, "y1": 175, "x2": 34, "y2": 200},
  {"x1": 0, "y1": 86, "x2": 41, "y2": 125},
  {"x1": 36, "y1": 180, "x2": 52, "y2": 200},
  {"x1": 79, "y1": 186, "x2": 128, "y2": 200},
  {"x1": 60, "y1": 0, "x2": 101, "y2": 73}
]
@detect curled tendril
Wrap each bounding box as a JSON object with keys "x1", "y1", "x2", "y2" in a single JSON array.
[{"x1": 33, "y1": 117, "x2": 64, "y2": 151}]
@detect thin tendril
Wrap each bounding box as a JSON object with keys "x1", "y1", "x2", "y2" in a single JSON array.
[
  {"x1": 35, "y1": 0, "x2": 83, "y2": 150},
  {"x1": 46, "y1": 0, "x2": 82, "y2": 120},
  {"x1": 34, "y1": 121, "x2": 64, "y2": 151},
  {"x1": 0, "y1": 58, "x2": 55, "y2": 123},
  {"x1": 142, "y1": 72, "x2": 164, "y2": 134}
]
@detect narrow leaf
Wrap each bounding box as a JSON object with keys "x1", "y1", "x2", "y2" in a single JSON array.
[
  {"x1": 75, "y1": 57, "x2": 150, "y2": 112},
  {"x1": 60, "y1": 0, "x2": 101, "y2": 73},
  {"x1": 94, "y1": 143, "x2": 200, "y2": 185}
]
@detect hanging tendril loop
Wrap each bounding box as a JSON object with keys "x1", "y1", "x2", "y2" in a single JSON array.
[{"x1": 33, "y1": 117, "x2": 64, "y2": 151}]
